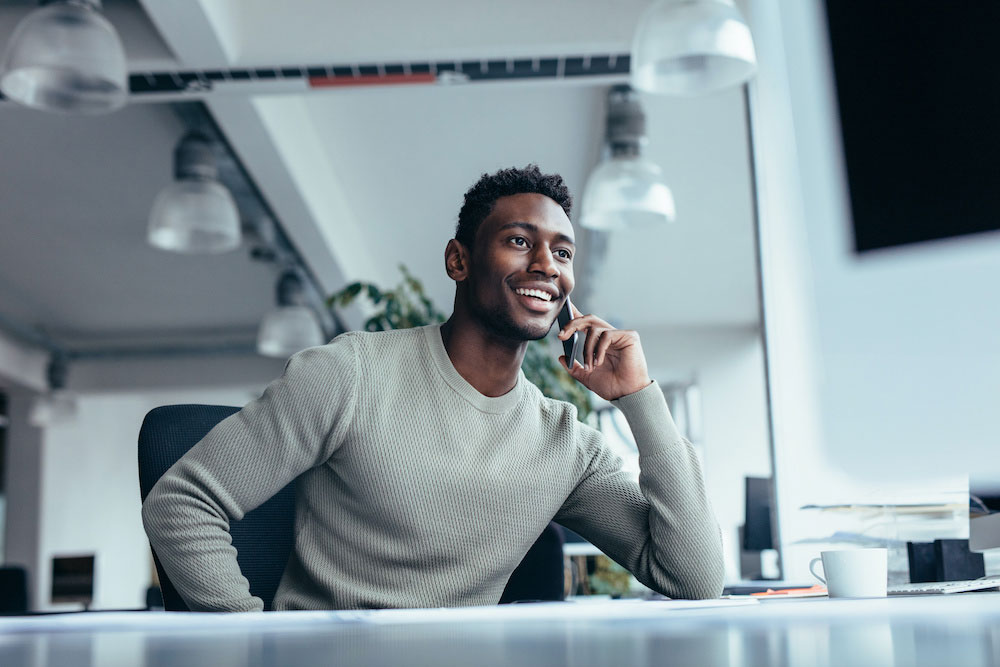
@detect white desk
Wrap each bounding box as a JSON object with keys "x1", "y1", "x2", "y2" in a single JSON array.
[{"x1": 1, "y1": 594, "x2": 998, "y2": 666}]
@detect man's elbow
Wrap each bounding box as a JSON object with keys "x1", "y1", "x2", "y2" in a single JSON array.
[
  {"x1": 642, "y1": 533, "x2": 726, "y2": 599},
  {"x1": 678, "y1": 572, "x2": 725, "y2": 600},
  {"x1": 664, "y1": 568, "x2": 723, "y2": 600},
  {"x1": 663, "y1": 549, "x2": 725, "y2": 600},
  {"x1": 690, "y1": 547, "x2": 726, "y2": 599}
]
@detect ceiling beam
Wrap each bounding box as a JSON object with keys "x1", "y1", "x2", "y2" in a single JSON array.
[
  {"x1": 0, "y1": 329, "x2": 47, "y2": 393},
  {"x1": 208, "y1": 95, "x2": 385, "y2": 291},
  {"x1": 138, "y1": 0, "x2": 379, "y2": 328}
]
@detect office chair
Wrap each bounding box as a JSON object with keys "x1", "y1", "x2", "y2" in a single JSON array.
[
  {"x1": 138, "y1": 405, "x2": 297, "y2": 611},
  {"x1": 139, "y1": 404, "x2": 566, "y2": 611}
]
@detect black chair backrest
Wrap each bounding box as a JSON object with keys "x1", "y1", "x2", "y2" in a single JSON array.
[
  {"x1": 138, "y1": 405, "x2": 296, "y2": 611},
  {"x1": 500, "y1": 523, "x2": 565, "y2": 604}
]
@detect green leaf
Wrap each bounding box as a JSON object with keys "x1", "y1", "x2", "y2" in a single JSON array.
[{"x1": 343, "y1": 282, "x2": 363, "y2": 302}]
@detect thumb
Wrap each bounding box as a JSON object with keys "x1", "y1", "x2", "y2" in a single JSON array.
[{"x1": 560, "y1": 355, "x2": 583, "y2": 378}]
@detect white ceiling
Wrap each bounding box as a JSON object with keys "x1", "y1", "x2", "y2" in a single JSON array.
[
  {"x1": 0, "y1": 0, "x2": 759, "y2": 359},
  {"x1": 0, "y1": 100, "x2": 278, "y2": 347}
]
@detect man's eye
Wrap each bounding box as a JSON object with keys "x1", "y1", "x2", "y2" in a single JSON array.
[
  {"x1": 556, "y1": 249, "x2": 572, "y2": 260},
  {"x1": 510, "y1": 237, "x2": 528, "y2": 247}
]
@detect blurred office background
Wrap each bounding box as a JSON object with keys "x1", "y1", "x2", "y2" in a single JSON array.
[{"x1": 1, "y1": 0, "x2": 995, "y2": 612}]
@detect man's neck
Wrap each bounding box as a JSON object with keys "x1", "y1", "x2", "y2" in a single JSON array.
[{"x1": 439, "y1": 315, "x2": 527, "y2": 398}]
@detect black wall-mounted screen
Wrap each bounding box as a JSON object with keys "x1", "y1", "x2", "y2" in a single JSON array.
[{"x1": 824, "y1": 2, "x2": 1000, "y2": 253}]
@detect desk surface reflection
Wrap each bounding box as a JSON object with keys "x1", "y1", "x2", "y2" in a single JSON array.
[{"x1": 2, "y1": 594, "x2": 998, "y2": 666}]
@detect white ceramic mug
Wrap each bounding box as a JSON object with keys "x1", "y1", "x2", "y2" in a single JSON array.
[{"x1": 809, "y1": 548, "x2": 888, "y2": 598}]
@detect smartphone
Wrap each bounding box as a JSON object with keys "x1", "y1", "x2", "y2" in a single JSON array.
[{"x1": 557, "y1": 299, "x2": 581, "y2": 369}]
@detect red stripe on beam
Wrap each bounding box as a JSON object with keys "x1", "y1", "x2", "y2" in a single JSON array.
[{"x1": 309, "y1": 73, "x2": 437, "y2": 88}]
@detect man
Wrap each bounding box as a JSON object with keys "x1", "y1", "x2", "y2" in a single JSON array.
[{"x1": 142, "y1": 165, "x2": 724, "y2": 612}]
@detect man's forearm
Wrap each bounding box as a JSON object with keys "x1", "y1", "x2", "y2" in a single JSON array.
[
  {"x1": 612, "y1": 381, "x2": 725, "y2": 599},
  {"x1": 143, "y1": 466, "x2": 264, "y2": 612}
]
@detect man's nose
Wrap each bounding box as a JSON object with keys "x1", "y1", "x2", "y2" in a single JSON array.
[{"x1": 528, "y1": 245, "x2": 559, "y2": 277}]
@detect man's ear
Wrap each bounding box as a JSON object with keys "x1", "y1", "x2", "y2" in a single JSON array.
[{"x1": 445, "y1": 239, "x2": 471, "y2": 282}]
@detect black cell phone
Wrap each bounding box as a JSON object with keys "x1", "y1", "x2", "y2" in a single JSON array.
[{"x1": 557, "y1": 299, "x2": 580, "y2": 368}]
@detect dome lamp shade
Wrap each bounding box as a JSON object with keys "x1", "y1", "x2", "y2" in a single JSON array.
[
  {"x1": 148, "y1": 131, "x2": 242, "y2": 254},
  {"x1": 631, "y1": 0, "x2": 757, "y2": 96},
  {"x1": 257, "y1": 271, "x2": 325, "y2": 358},
  {"x1": 580, "y1": 85, "x2": 676, "y2": 231},
  {"x1": 0, "y1": 0, "x2": 128, "y2": 113}
]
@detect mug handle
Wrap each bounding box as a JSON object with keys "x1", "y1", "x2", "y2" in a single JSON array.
[{"x1": 809, "y1": 557, "x2": 826, "y2": 585}]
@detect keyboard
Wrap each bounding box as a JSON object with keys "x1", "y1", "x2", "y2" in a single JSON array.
[{"x1": 888, "y1": 575, "x2": 1000, "y2": 596}]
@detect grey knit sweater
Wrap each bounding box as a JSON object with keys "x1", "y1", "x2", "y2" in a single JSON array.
[{"x1": 142, "y1": 324, "x2": 724, "y2": 611}]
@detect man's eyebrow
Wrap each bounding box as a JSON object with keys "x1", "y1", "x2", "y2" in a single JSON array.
[{"x1": 498, "y1": 221, "x2": 576, "y2": 247}]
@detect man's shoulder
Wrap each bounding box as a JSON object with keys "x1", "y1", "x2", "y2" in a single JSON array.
[
  {"x1": 284, "y1": 325, "x2": 432, "y2": 385},
  {"x1": 313, "y1": 325, "x2": 434, "y2": 371},
  {"x1": 334, "y1": 324, "x2": 430, "y2": 351}
]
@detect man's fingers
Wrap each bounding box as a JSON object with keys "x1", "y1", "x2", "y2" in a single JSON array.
[
  {"x1": 584, "y1": 328, "x2": 608, "y2": 369},
  {"x1": 582, "y1": 328, "x2": 596, "y2": 367},
  {"x1": 558, "y1": 312, "x2": 614, "y2": 339},
  {"x1": 595, "y1": 330, "x2": 617, "y2": 367}
]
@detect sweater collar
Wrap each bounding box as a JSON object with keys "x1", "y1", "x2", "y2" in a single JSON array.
[{"x1": 422, "y1": 323, "x2": 524, "y2": 414}]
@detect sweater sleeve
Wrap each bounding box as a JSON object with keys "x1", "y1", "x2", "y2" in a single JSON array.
[
  {"x1": 141, "y1": 336, "x2": 358, "y2": 612},
  {"x1": 554, "y1": 381, "x2": 725, "y2": 599}
]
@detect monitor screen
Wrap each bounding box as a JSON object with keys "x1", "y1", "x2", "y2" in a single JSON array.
[
  {"x1": 51, "y1": 555, "x2": 94, "y2": 606},
  {"x1": 743, "y1": 476, "x2": 775, "y2": 552},
  {"x1": 970, "y1": 476, "x2": 1000, "y2": 553}
]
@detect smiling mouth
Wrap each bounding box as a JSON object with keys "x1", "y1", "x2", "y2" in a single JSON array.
[{"x1": 513, "y1": 287, "x2": 555, "y2": 302}]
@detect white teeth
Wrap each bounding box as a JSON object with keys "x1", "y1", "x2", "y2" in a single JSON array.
[{"x1": 514, "y1": 288, "x2": 552, "y2": 301}]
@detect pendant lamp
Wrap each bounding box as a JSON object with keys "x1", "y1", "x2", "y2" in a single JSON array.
[
  {"x1": 580, "y1": 85, "x2": 676, "y2": 231},
  {"x1": 148, "y1": 132, "x2": 242, "y2": 254},
  {"x1": 631, "y1": 0, "x2": 757, "y2": 96},
  {"x1": 0, "y1": 0, "x2": 128, "y2": 113},
  {"x1": 257, "y1": 271, "x2": 325, "y2": 358},
  {"x1": 28, "y1": 354, "x2": 78, "y2": 427}
]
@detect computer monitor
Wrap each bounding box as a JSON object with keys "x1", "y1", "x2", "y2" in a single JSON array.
[
  {"x1": 742, "y1": 477, "x2": 775, "y2": 553},
  {"x1": 51, "y1": 555, "x2": 94, "y2": 608},
  {"x1": 970, "y1": 478, "x2": 1000, "y2": 554}
]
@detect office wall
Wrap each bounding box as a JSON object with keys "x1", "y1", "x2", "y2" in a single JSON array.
[
  {"x1": 1, "y1": 348, "x2": 280, "y2": 612},
  {"x1": 33, "y1": 384, "x2": 270, "y2": 611},
  {"x1": 38, "y1": 392, "x2": 160, "y2": 611},
  {"x1": 748, "y1": 0, "x2": 980, "y2": 580}
]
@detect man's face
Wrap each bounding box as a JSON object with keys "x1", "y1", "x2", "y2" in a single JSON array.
[{"x1": 464, "y1": 193, "x2": 576, "y2": 341}]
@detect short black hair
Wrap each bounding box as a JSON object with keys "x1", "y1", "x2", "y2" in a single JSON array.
[{"x1": 455, "y1": 164, "x2": 572, "y2": 250}]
